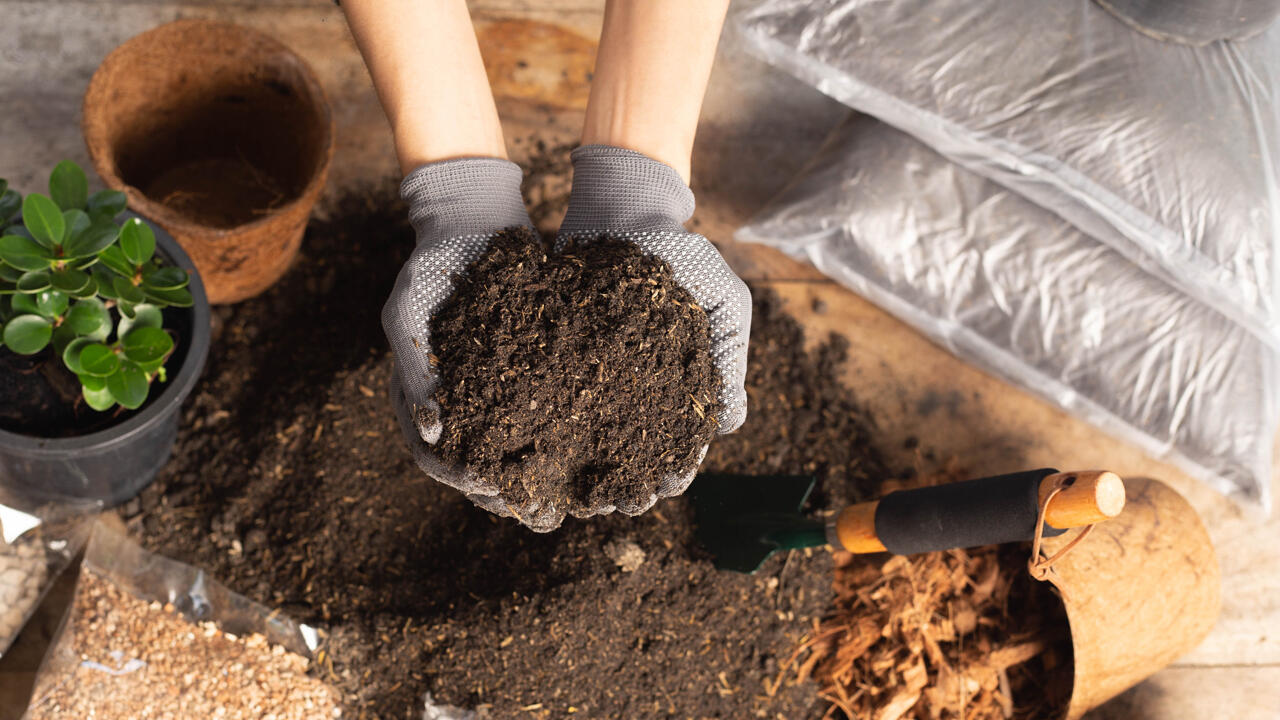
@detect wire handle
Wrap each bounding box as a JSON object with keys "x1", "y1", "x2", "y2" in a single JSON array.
[{"x1": 1028, "y1": 474, "x2": 1098, "y2": 600}]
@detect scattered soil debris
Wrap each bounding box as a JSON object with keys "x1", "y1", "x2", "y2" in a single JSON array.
[
  {"x1": 131, "y1": 185, "x2": 1069, "y2": 720},
  {"x1": 132, "y1": 185, "x2": 893, "y2": 719}
]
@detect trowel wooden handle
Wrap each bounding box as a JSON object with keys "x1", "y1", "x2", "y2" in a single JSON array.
[{"x1": 832, "y1": 469, "x2": 1125, "y2": 555}]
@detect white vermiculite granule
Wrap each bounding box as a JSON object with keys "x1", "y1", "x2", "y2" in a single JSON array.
[{"x1": 0, "y1": 536, "x2": 50, "y2": 652}]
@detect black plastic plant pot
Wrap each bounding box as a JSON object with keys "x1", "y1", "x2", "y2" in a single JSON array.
[{"x1": 0, "y1": 213, "x2": 210, "y2": 511}]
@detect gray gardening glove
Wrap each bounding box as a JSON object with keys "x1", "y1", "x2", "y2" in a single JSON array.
[
  {"x1": 557, "y1": 145, "x2": 752, "y2": 513},
  {"x1": 384, "y1": 158, "x2": 561, "y2": 531}
]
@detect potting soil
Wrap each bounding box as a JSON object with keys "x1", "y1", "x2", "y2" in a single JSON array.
[
  {"x1": 131, "y1": 187, "x2": 894, "y2": 719},
  {"x1": 0, "y1": 353, "x2": 125, "y2": 438},
  {"x1": 432, "y1": 228, "x2": 721, "y2": 517}
]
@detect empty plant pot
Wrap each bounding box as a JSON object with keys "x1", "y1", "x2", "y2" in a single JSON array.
[
  {"x1": 1042, "y1": 477, "x2": 1220, "y2": 718},
  {"x1": 82, "y1": 19, "x2": 334, "y2": 304}
]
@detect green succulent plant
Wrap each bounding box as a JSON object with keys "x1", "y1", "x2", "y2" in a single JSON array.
[{"x1": 0, "y1": 160, "x2": 193, "y2": 412}]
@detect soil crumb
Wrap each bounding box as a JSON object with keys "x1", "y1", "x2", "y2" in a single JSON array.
[
  {"x1": 432, "y1": 228, "x2": 721, "y2": 517},
  {"x1": 133, "y1": 187, "x2": 894, "y2": 719}
]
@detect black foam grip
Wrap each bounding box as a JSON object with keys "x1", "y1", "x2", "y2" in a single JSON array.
[{"x1": 875, "y1": 468, "x2": 1066, "y2": 555}]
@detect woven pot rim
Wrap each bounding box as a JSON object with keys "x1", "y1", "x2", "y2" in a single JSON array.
[{"x1": 81, "y1": 18, "x2": 335, "y2": 240}]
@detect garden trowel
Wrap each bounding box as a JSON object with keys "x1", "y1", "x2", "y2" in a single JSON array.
[{"x1": 688, "y1": 468, "x2": 1125, "y2": 573}]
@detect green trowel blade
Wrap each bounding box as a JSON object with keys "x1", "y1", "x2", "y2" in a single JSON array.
[{"x1": 688, "y1": 473, "x2": 826, "y2": 574}]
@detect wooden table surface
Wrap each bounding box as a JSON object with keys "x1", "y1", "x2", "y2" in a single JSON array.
[{"x1": 1, "y1": 2, "x2": 1277, "y2": 718}]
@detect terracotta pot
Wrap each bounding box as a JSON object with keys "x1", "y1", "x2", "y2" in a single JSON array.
[{"x1": 83, "y1": 19, "x2": 334, "y2": 304}]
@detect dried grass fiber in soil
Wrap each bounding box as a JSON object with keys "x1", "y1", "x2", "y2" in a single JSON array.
[
  {"x1": 132, "y1": 189, "x2": 893, "y2": 719},
  {"x1": 789, "y1": 474, "x2": 1073, "y2": 720},
  {"x1": 25, "y1": 570, "x2": 339, "y2": 719},
  {"x1": 432, "y1": 228, "x2": 721, "y2": 516}
]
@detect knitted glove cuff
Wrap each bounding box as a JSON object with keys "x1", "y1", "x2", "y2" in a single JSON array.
[
  {"x1": 560, "y1": 145, "x2": 695, "y2": 235},
  {"x1": 400, "y1": 157, "x2": 531, "y2": 240}
]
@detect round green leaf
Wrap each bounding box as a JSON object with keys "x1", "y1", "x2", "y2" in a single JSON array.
[
  {"x1": 78, "y1": 372, "x2": 107, "y2": 392},
  {"x1": 0, "y1": 235, "x2": 54, "y2": 271},
  {"x1": 141, "y1": 266, "x2": 189, "y2": 291},
  {"x1": 86, "y1": 190, "x2": 128, "y2": 221},
  {"x1": 64, "y1": 298, "x2": 110, "y2": 335},
  {"x1": 91, "y1": 266, "x2": 119, "y2": 299},
  {"x1": 73, "y1": 279, "x2": 100, "y2": 301},
  {"x1": 34, "y1": 290, "x2": 68, "y2": 319},
  {"x1": 79, "y1": 343, "x2": 120, "y2": 377},
  {"x1": 62, "y1": 336, "x2": 95, "y2": 374},
  {"x1": 107, "y1": 360, "x2": 149, "y2": 410},
  {"x1": 97, "y1": 245, "x2": 134, "y2": 279},
  {"x1": 2, "y1": 315, "x2": 52, "y2": 354},
  {"x1": 0, "y1": 263, "x2": 22, "y2": 283},
  {"x1": 63, "y1": 220, "x2": 118, "y2": 259},
  {"x1": 121, "y1": 326, "x2": 173, "y2": 364},
  {"x1": 51, "y1": 323, "x2": 76, "y2": 358},
  {"x1": 16, "y1": 270, "x2": 51, "y2": 293},
  {"x1": 21, "y1": 194, "x2": 64, "y2": 250},
  {"x1": 144, "y1": 286, "x2": 193, "y2": 308},
  {"x1": 50, "y1": 268, "x2": 91, "y2": 295},
  {"x1": 118, "y1": 219, "x2": 155, "y2": 265},
  {"x1": 11, "y1": 293, "x2": 38, "y2": 315},
  {"x1": 83, "y1": 382, "x2": 115, "y2": 411},
  {"x1": 117, "y1": 303, "x2": 162, "y2": 338},
  {"x1": 61, "y1": 209, "x2": 89, "y2": 246},
  {"x1": 49, "y1": 161, "x2": 88, "y2": 212},
  {"x1": 0, "y1": 190, "x2": 19, "y2": 225},
  {"x1": 112, "y1": 276, "x2": 145, "y2": 304}
]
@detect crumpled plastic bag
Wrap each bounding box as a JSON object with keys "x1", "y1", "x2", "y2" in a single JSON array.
[
  {"x1": 0, "y1": 504, "x2": 92, "y2": 659},
  {"x1": 737, "y1": 113, "x2": 1277, "y2": 514},
  {"x1": 734, "y1": 0, "x2": 1280, "y2": 348}
]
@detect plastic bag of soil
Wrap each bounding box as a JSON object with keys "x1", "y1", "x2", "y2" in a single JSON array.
[
  {"x1": 733, "y1": 0, "x2": 1280, "y2": 373},
  {"x1": 0, "y1": 504, "x2": 92, "y2": 660},
  {"x1": 736, "y1": 113, "x2": 1279, "y2": 513},
  {"x1": 22, "y1": 522, "x2": 339, "y2": 719}
]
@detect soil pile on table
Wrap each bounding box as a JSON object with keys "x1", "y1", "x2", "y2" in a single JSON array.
[
  {"x1": 25, "y1": 570, "x2": 338, "y2": 719},
  {"x1": 431, "y1": 228, "x2": 721, "y2": 517},
  {"x1": 131, "y1": 186, "x2": 893, "y2": 719}
]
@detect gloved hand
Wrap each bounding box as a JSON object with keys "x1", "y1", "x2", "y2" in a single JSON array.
[
  {"x1": 556, "y1": 144, "x2": 752, "y2": 510},
  {"x1": 383, "y1": 157, "x2": 564, "y2": 530}
]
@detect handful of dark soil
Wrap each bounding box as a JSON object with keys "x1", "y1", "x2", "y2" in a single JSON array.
[{"x1": 430, "y1": 228, "x2": 722, "y2": 517}]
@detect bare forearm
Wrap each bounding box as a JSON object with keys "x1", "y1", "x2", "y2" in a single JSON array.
[
  {"x1": 582, "y1": 0, "x2": 731, "y2": 183},
  {"x1": 343, "y1": 0, "x2": 506, "y2": 173}
]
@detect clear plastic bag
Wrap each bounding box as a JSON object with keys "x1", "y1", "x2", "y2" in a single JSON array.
[
  {"x1": 23, "y1": 522, "x2": 337, "y2": 719},
  {"x1": 736, "y1": 113, "x2": 1278, "y2": 513},
  {"x1": 734, "y1": 0, "x2": 1280, "y2": 348},
  {"x1": 0, "y1": 504, "x2": 92, "y2": 659}
]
